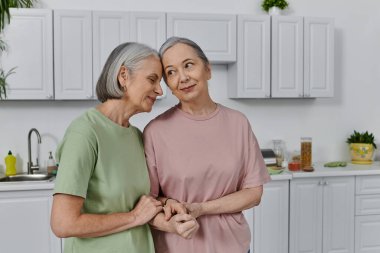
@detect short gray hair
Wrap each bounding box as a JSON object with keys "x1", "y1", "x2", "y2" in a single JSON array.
[
  {"x1": 96, "y1": 42, "x2": 159, "y2": 102},
  {"x1": 159, "y1": 37, "x2": 209, "y2": 80}
]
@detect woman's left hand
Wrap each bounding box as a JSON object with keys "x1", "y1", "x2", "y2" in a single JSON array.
[{"x1": 183, "y1": 202, "x2": 203, "y2": 219}]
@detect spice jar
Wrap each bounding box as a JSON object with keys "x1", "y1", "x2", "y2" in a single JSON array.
[{"x1": 301, "y1": 137, "x2": 313, "y2": 171}]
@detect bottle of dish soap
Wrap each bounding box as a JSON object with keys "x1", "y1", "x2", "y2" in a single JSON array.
[
  {"x1": 5, "y1": 150, "x2": 17, "y2": 176},
  {"x1": 47, "y1": 151, "x2": 57, "y2": 175}
]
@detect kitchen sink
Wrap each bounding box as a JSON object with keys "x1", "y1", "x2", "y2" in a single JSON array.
[{"x1": 0, "y1": 174, "x2": 55, "y2": 182}]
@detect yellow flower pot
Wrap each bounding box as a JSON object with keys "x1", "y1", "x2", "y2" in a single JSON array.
[{"x1": 349, "y1": 143, "x2": 374, "y2": 164}]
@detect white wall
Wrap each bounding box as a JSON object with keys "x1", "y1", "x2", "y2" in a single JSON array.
[{"x1": 1, "y1": 0, "x2": 380, "y2": 174}]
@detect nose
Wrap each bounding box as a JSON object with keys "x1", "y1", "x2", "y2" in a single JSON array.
[
  {"x1": 178, "y1": 69, "x2": 189, "y2": 83},
  {"x1": 155, "y1": 81, "x2": 163, "y2": 96}
]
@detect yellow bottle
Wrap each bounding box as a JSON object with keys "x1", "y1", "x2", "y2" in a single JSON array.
[{"x1": 5, "y1": 150, "x2": 17, "y2": 176}]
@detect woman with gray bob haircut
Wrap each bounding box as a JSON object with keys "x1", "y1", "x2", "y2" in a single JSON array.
[
  {"x1": 97, "y1": 42, "x2": 160, "y2": 102},
  {"x1": 51, "y1": 41, "x2": 163, "y2": 253}
]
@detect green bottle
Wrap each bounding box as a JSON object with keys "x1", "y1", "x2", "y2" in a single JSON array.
[{"x1": 5, "y1": 150, "x2": 17, "y2": 176}]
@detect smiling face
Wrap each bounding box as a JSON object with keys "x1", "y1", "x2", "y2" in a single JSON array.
[
  {"x1": 161, "y1": 43, "x2": 211, "y2": 103},
  {"x1": 119, "y1": 55, "x2": 163, "y2": 112}
]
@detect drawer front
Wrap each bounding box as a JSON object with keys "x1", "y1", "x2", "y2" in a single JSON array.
[
  {"x1": 356, "y1": 175, "x2": 380, "y2": 195},
  {"x1": 355, "y1": 215, "x2": 380, "y2": 253},
  {"x1": 356, "y1": 195, "x2": 380, "y2": 215}
]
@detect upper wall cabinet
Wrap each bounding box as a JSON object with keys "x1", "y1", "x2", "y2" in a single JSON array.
[
  {"x1": 228, "y1": 15, "x2": 271, "y2": 98},
  {"x1": 167, "y1": 13, "x2": 236, "y2": 63},
  {"x1": 0, "y1": 9, "x2": 53, "y2": 100},
  {"x1": 54, "y1": 10, "x2": 93, "y2": 100},
  {"x1": 55, "y1": 10, "x2": 166, "y2": 100},
  {"x1": 228, "y1": 15, "x2": 334, "y2": 98}
]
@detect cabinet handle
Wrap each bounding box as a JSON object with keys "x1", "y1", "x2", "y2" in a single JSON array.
[
  {"x1": 324, "y1": 181, "x2": 328, "y2": 185},
  {"x1": 46, "y1": 94, "x2": 53, "y2": 99},
  {"x1": 86, "y1": 95, "x2": 93, "y2": 99},
  {"x1": 319, "y1": 181, "x2": 323, "y2": 185}
]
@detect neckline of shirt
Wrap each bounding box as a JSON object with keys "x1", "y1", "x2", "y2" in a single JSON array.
[
  {"x1": 90, "y1": 108, "x2": 135, "y2": 133},
  {"x1": 174, "y1": 103, "x2": 221, "y2": 121}
]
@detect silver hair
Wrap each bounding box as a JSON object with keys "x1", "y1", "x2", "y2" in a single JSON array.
[
  {"x1": 159, "y1": 37, "x2": 209, "y2": 80},
  {"x1": 96, "y1": 42, "x2": 159, "y2": 103}
]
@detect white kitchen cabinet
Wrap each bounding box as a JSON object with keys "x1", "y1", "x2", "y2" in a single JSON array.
[
  {"x1": 228, "y1": 15, "x2": 271, "y2": 98},
  {"x1": 304, "y1": 17, "x2": 334, "y2": 97},
  {"x1": 0, "y1": 189, "x2": 61, "y2": 253},
  {"x1": 228, "y1": 16, "x2": 334, "y2": 98},
  {"x1": 0, "y1": 9, "x2": 53, "y2": 100},
  {"x1": 290, "y1": 177, "x2": 355, "y2": 253},
  {"x1": 167, "y1": 13, "x2": 236, "y2": 63},
  {"x1": 92, "y1": 11, "x2": 130, "y2": 98},
  {"x1": 271, "y1": 16, "x2": 304, "y2": 98},
  {"x1": 252, "y1": 179, "x2": 289, "y2": 253},
  {"x1": 355, "y1": 175, "x2": 380, "y2": 253},
  {"x1": 54, "y1": 10, "x2": 93, "y2": 100}
]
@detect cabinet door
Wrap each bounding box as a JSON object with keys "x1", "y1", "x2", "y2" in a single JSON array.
[
  {"x1": 130, "y1": 12, "x2": 167, "y2": 98},
  {"x1": 54, "y1": 10, "x2": 93, "y2": 100},
  {"x1": 0, "y1": 9, "x2": 53, "y2": 100},
  {"x1": 290, "y1": 178, "x2": 323, "y2": 253},
  {"x1": 355, "y1": 215, "x2": 380, "y2": 253},
  {"x1": 304, "y1": 17, "x2": 334, "y2": 98},
  {"x1": 253, "y1": 180, "x2": 289, "y2": 253},
  {"x1": 93, "y1": 11, "x2": 130, "y2": 98},
  {"x1": 167, "y1": 13, "x2": 236, "y2": 63},
  {"x1": 130, "y1": 12, "x2": 166, "y2": 51},
  {"x1": 0, "y1": 190, "x2": 61, "y2": 253},
  {"x1": 271, "y1": 16, "x2": 303, "y2": 98},
  {"x1": 323, "y1": 177, "x2": 355, "y2": 253},
  {"x1": 228, "y1": 15, "x2": 270, "y2": 98}
]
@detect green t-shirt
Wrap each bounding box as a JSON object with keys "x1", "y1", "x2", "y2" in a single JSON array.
[{"x1": 54, "y1": 108, "x2": 155, "y2": 253}]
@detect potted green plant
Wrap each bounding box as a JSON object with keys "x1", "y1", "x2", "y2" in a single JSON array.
[
  {"x1": 346, "y1": 130, "x2": 377, "y2": 164},
  {"x1": 261, "y1": 0, "x2": 289, "y2": 15}
]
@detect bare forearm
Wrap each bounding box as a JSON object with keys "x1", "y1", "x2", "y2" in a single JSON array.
[
  {"x1": 52, "y1": 211, "x2": 138, "y2": 238},
  {"x1": 198, "y1": 186, "x2": 263, "y2": 216}
]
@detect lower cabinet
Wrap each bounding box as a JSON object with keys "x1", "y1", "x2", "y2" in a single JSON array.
[
  {"x1": 0, "y1": 189, "x2": 61, "y2": 253},
  {"x1": 244, "y1": 179, "x2": 289, "y2": 253},
  {"x1": 289, "y1": 177, "x2": 355, "y2": 253},
  {"x1": 355, "y1": 175, "x2": 380, "y2": 253}
]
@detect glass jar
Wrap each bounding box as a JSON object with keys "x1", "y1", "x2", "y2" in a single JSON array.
[
  {"x1": 273, "y1": 139, "x2": 284, "y2": 167},
  {"x1": 301, "y1": 137, "x2": 313, "y2": 171}
]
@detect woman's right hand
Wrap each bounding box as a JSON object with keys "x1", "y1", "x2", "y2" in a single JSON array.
[
  {"x1": 131, "y1": 195, "x2": 163, "y2": 226},
  {"x1": 168, "y1": 213, "x2": 199, "y2": 239},
  {"x1": 163, "y1": 199, "x2": 187, "y2": 221}
]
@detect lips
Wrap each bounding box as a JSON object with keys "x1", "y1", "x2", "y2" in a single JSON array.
[
  {"x1": 180, "y1": 84, "x2": 196, "y2": 92},
  {"x1": 147, "y1": 96, "x2": 156, "y2": 104}
]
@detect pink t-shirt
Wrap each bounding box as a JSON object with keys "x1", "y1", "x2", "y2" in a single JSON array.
[{"x1": 143, "y1": 104, "x2": 271, "y2": 253}]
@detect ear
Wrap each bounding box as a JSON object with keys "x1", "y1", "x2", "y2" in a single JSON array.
[
  {"x1": 205, "y1": 64, "x2": 212, "y2": 80},
  {"x1": 117, "y1": 66, "x2": 128, "y2": 88}
]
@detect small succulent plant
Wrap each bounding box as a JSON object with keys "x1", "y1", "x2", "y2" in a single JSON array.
[{"x1": 346, "y1": 130, "x2": 377, "y2": 149}]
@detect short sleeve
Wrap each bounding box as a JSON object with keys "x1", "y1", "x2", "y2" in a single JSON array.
[
  {"x1": 143, "y1": 125, "x2": 160, "y2": 198},
  {"x1": 53, "y1": 130, "x2": 97, "y2": 198},
  {"x1": 240, "y1": 120, "x2": 271, "y2": 189}
]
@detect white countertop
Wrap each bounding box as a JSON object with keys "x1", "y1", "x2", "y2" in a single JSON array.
[
  {"x1": 290, "y1": 161, "x2": 380, "y2": 178},
  {"x1": 269, "y1": 161, "x2": 380, "y2": 180},
  {"x1": 0, "y1": 179, "x2": 56, "y2": 191},
  {"x1": 1, "y1": 162, "x2": 380, "y2": 191}
]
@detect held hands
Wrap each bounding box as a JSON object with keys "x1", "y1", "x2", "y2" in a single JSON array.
[
  {"x1": 132, "y1": 195, "x2": 163, "y2": 226},
  {"x1": 168, "y1": 213, "x2": 199, "y2": 239},
  {"x1": 163, "y1": 198, "x2": 199, "y2": 239}
]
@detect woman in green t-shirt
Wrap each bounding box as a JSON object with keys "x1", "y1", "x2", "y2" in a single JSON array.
[{"x1": 50, "y1": 42, "x2": 166, "y2": 253}]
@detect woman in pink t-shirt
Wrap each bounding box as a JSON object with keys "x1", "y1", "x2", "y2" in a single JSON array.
[{"x1": 144, "y1": 37, "x2": 271, "y2": 253}]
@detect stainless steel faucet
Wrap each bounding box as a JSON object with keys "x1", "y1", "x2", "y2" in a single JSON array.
[{"x1": 27, "y1": 128, "x2": 42, "y2": 174}]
